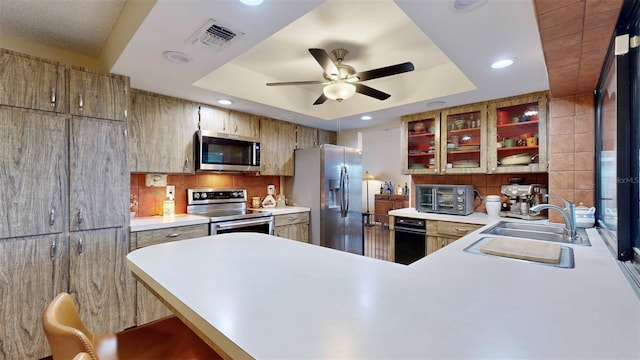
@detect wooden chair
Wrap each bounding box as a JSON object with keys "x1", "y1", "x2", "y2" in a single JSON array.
[{"x1": 42, "y1": 292, "x2": 222, "y2": 360}]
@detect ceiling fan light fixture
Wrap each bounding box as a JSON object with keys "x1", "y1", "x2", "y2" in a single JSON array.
[{"x1": 323, "y1": 82, "x2": 356, "y2": 102}]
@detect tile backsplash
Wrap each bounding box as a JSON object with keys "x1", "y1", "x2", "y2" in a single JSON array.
[{"x1": 130, "y1": 173, "x2": 281, "y2": 217}]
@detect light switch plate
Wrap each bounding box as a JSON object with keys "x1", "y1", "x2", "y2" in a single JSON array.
[
  {"x1": 166, "y1": 185, "x2": 175, "y2": 199},
  {"x1": 145, "y1": 174, "x2": 167, "y2": 187}
]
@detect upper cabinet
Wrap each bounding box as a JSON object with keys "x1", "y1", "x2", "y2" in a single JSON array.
[
  {"x1": 68, "y1": 67, "x2": 129, "y2": 121},
  {"x1": 440, "y1": 103, "x2": 488, "y2": 174},
  {"x1": 487, "y1": 92, "x2": 548, "y2": 173},
  {"x1": 402, "y1": 92, "x2": 548, "y2": 175},
  {"x1": 128, "y1": 90, "x2": 198, "y2": 174},
  {"x1": 296, "y1": 125, "x2": 318, "y2": 149},
  {"x1": 199, "y1": 105, "x2": 260, "y2": 139},
  {"x1": 318, "y1": 129, "x2": 337, "y2": 145},
  {"x1": 0, "y1": 49, "x2": 66, "y2": 113},
  {"x1": 260, "y1": 117, "x2": 296, "y2": 176}
]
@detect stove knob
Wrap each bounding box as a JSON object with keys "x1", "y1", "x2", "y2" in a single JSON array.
[
  {"x1": 232, "y1": 192, "x2": 239, "y2": 198},
  {"x1": 194, "y1": 193, "x2": 200, "y2": 199},
  {"x1": 201, "y1": 193, "x2": 207, "y2": 199}
]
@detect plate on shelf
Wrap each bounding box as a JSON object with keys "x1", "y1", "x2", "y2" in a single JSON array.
[
  {"x1": 452, "y1": 160, "x2": 480, "y2": 168},
  {"x1": 456, "y1": 145, "x2": 480, "y2": 151}
]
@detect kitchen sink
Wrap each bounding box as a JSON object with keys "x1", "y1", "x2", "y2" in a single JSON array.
[{"x1": 481, "y1": 221, "x2": 590, "y2": 246}]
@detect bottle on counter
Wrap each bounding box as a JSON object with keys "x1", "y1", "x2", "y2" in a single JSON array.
[
  {"x1": 403, "y1": 183, "x2": 409, "y2": 196},
  {"x1": 380, "y1": 183, "x2": 384, "y2": 194}
]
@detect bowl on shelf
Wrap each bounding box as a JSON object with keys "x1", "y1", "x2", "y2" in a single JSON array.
[{"x1": 453, "y1": 119, "x2": 466, "y2": 130}]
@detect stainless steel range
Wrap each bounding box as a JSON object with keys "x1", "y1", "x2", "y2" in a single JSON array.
[{"x1": 186, "y1": 188, "x2": 273, "y2": 235}]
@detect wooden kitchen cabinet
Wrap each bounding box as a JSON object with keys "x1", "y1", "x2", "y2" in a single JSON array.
[
  {"x1": 68, "y1": 67, "x2": 129, "y2": 121},
  {"x1": 0, "y1": 49, "x2": 66, "y2": 113},
  {"x1": 128, "y1": 89, "x2": 198, "y2": 173},
  {"x1": 401, "y1": 91, "x2": 547, "y2": 175},
  {"x1": 0, "y1": 233, "x2": 66, "y2": 359},
  {"x1": 259, "y1": 117, "x2": 296, "y2": 176},
  {"x1": 487, "y1": 91, "x2": 548, "y2": 173},
  {"x1": 426, "y1": 220, "x2": 481, "y2": 255},
  {"x1": 374, "y1": 194, "x2": 409, "y2": 223},
  {"x1": 318, "y1": 129, "x2": 337, "y2": 145},
  {"x1": 296, "y1": 125, "x2": 318, "y2": 149},
  {"x1": 274, "y1": 212, "x2": 310, "y2": 243},
  {"x1": 0, "y1": 108, "x2": 67, "y2": 239},
  {"x1": 68, "y1": 228, "x2": 135, "y2": 334},
  {"x1": 131, "y1": 224, "x2": 209, "y2": 325},
  {"x1": 199, "y1": 104, "x2": 260, "y2": 139},
  {"x1": 70, "y1": 116, "x2": 129, "y2": 231}
]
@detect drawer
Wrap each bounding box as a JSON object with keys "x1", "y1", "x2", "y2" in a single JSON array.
[
  {"x1": 134, "y1": 224, "x2": 209, "y2": 249},
  {"x1": 274, "y1": 212, "x2": 310, "y2": 227},
  {"x1": 436, "y1": 221, "x2": 481, "y2": 237}
]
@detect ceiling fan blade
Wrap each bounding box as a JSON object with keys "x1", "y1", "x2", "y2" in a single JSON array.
[
  {"x1": 266, "y1": 80, "x2": 324, "y2": 86},
  {"x1": 313, "y1": 93, "x2": 328, "y2": 105},
  {"x1": 355, "y1": 62, "x2": 415, "y2": 81},
  {"x1": 309, "y1": 48, "x2": 340, "y2": 77},
  {"x1": 355, "y1": 84, "x2": 391, "y2": 100}
]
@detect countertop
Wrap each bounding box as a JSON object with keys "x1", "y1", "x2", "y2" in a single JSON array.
[
  {"x1": 389, "y1": 207, "x2": 549, "y2": 225},
  {"x1": 130, "y1": 214, "x2": 210, "y2": 232},
  {"x1": 130, "y1": 206, "x2": 310, "y2": 232},
  {"x1": 127, "y1": 223, "x2": 640, "y2": 358}
]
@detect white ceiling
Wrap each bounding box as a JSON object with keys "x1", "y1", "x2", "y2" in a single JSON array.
[{"x1": 0, "y1": 0, "x2": 549, "y2": 131}]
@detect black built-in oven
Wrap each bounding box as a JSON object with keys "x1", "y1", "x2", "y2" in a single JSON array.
[{"x1": 394, "y1": 217, "x2": 426, "y2": 265}]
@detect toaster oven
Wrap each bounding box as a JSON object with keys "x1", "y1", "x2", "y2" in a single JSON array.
[{"x1": 415, "y1": 184, "x2": 475, "y2": 215}]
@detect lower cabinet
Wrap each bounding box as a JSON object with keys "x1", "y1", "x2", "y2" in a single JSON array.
[
  {"x1": 374, "y1": 194, "x2": 409, "y2": 223},
  {"x1": 131, "y1": 224, "x2": 209, "y2": 325},
  {"x1": 0, "y1": 234, "x2": 65, "y2": 359},
  {"x1": 0, "y1": 228, "x2": 134, "y2": 359},
  {"x1": 426, "y1": 220, "x2": 482, "y2": 255},
  {"x1": 274, "y1": 212, "x2": 310, "y2": 243},
  {"x1": 68, "y1": 228, "x2": 136, "y2": 334}
]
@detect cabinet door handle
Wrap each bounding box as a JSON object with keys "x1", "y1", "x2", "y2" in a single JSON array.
[
  {"x1": 165, "y1": 233, "x2": 181, "y2": 238},
  {"x1": 50, "y1": 88, "x2": 56, "y2": 107},
  {"x1": 77, "y1": 209, "x2": 84, "y2": 224},
  {"x1": 441, "y1": 240, "x2": 446, "y2": 247},
  {"x1": 78, "y1": 94, "x2": 84, "y2": 111},
  {"x1": 455, "y1": 228, "x2": 470, "y2": 233},
  {"x1": 49, "y1": 208, "x2": 56, "y2": 226},
  {"x1": 50, "y1": 240, "x2": 57, "y2": 260},
  {"x1": 78, "y1": 237, "x2": 83, "y2": 255}
]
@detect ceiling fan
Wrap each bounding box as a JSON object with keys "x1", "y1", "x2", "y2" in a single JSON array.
[{"x1": 266, "y1": 48, "x2": 415, "y2": 105}]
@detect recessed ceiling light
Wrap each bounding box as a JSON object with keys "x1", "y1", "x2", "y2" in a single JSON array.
[
  {"x1": 217, "y1": 99, "x2": 233, "y2": 105},
  {"x1": 239, "y1": 0, "x2": 263, "y2": 5},
  {"x1": 162, "y1": 51, "x2": 192, "y2": 64},
  {"x1": 361, "y1": 115, "x2": 372, "y2": 121},
  {"x1": 491, "y1": 58, "x2": 516, "y2": 69},
  {"x1": 426, "y1": 101, "x2": 446, "y2": 109},
  {"x1": 450, "y1": 0, "x2": 488, "y2": 13}
]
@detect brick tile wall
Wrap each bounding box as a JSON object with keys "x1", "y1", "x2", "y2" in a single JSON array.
[{"x1": 130, "y1": 174, "x2": 280, "y2": 217}]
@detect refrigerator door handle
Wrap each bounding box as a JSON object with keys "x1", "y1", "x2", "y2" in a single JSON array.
[{"x1": 340, "y1": 166, "x2": 349, "y2": 217}]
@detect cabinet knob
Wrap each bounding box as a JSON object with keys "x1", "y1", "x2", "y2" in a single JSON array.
[
  {"x1": 50, "y1": 88, "x2": 56, "y2": 107},
  {"x1": 78, "y1": 94, "x2": 84, "y2": 111}
]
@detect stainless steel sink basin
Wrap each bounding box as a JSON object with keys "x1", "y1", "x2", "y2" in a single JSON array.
[{"x1": 481, "y1": 221, "x2": 591, "y2": 246}]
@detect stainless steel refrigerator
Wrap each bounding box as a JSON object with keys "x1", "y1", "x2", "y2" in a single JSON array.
[{"x1": 284, "y1": 144, "x2": 363, "y2": 255}]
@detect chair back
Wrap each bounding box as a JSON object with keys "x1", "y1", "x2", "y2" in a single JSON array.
[{"x1": 42, "y1": 293, "x2": 98, "y2": 360}]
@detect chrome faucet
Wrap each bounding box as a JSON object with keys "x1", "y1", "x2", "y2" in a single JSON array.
[{"x1": 529, "y1": 194, "x2": 578, "y2": 241}]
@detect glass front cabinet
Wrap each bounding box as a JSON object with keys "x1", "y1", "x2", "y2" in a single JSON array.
[
  {"x1": 402, "y1": 92, "x2": 548, "y2": 175},
  {"x1": 487, "y1": 92, "x2": 548, "y2": 173}
]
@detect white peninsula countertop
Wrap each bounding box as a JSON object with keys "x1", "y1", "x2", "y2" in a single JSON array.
[{"x1": 127, "y1": 228, "x2": 640, "y2": 359}]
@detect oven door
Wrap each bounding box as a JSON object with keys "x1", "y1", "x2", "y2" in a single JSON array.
[{"x1": 210, "y1": 216, "x2": 274, "y2": 235}]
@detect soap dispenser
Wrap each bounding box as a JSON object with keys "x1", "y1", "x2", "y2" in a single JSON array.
[{"x1": 163, "y1": 185, "x2": 175, "y2": 217}]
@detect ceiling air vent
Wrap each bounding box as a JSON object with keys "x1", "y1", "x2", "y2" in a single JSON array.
[{"x1": 186, "y1": 19, "x2": 244, "y2": 52}]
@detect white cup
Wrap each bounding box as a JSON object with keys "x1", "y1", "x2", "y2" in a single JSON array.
[{"x1": 485, "y1": 195, "x2": 502, "y2": 217}]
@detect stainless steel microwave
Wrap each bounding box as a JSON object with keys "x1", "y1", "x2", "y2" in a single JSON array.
[
  {"x1": 194, "y1": 130, "x2": 260, "y2": 172},
  {"x1": 415, "y1": 184, "x2": 475, "y2": 215}
]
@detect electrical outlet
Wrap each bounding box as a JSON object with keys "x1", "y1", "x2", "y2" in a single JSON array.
[{"x1": 166, "y1": 185, "x2": 175, "y2": 199}]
